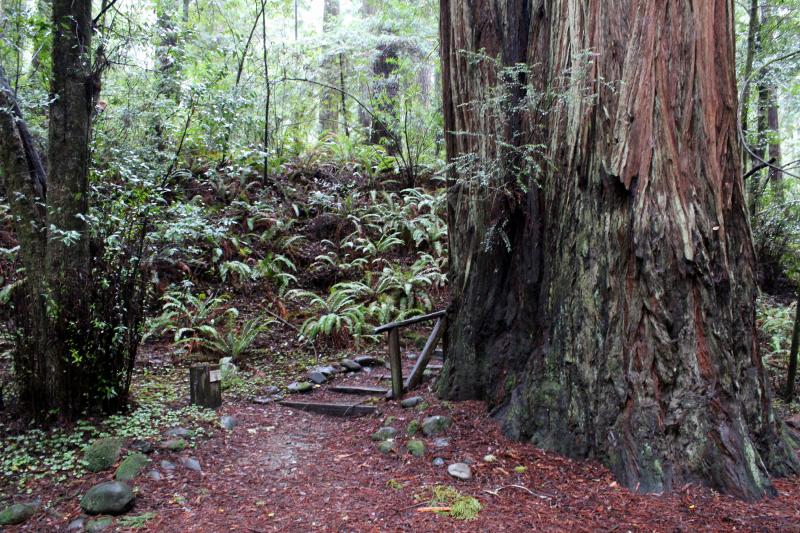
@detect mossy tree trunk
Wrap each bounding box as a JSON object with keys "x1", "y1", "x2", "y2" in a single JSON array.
[
  {"x1": 439, "y1": 0, "x2": 798, "y2": 500},
  {"x1": 0, "y1": 0, "x2": 113, "y2": 421}
]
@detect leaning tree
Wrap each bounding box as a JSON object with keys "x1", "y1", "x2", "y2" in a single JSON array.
[{"x1": 439, "y1": 0, "x2": 798, "y2": 499}]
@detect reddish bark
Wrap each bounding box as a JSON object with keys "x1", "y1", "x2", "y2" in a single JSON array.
[{"x1": 439, "y1": 0, "x2": 798, "y2": 500}]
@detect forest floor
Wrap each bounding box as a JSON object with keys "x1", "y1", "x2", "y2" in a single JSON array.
[
  {"x1": 4, "y1": 350, "x2": 800, "y2": 532},
  {"x1": 1, "y1": 164, "x2": 800, "y2": 531}
]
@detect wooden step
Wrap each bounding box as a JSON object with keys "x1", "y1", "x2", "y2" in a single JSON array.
[
  {"x1": 329, "y1": 385, "x2": 389, "y2": 396},
  {"x1": 278, "y1": 400, "x2": 377, "y2": 417}
]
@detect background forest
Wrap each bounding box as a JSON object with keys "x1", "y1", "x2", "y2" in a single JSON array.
[{"x1": 0, "y1": 0, "x2": 799, "y2": 529}]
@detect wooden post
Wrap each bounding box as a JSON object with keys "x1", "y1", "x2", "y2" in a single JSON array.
[
  {"x1": 190, "y1": 363, "x2": 222, "y2": 409},
  {"x1": 404, "y1": 317, "x2": 445, "y2": 391},
  {"x1": 388, "y1": 328, "x2": 403, "y2": 400}
]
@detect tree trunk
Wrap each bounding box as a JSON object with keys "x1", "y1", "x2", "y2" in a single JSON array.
[
  {"x1": 740, "y1": 0, "x2": 759, "y2": 174},
  {"x1": 43, "y1": 0, "x2": 94, "y2": 418},
  {"x1": 439, "y1": 0, "x2": 798, "y2": 500},
  {"x1": 785, "y1": 294, "x2": 800, "y2": 401},
  {"x1": 319, "y1": 0, "x2": 340, "y2": 134},
  {"x1": 757, "y1": 1, "x2": 783, "y2": 201}
]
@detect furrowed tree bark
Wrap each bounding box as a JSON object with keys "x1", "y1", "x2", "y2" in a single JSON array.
[
  {"x1": 439, "y1": 0, "x2": 798, "y2": 500},
  {"x1": 44, "y1": 0, "x2": 94, "y2": 418}
]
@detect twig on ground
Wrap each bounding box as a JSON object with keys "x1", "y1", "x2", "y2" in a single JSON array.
[{"x1": 484, "y1": 484, "x2": 552, "y2": 500}]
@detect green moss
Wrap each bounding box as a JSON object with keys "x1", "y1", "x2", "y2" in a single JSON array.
[
  {"x1": 406, "y1": 420, "x2": 421, "y2": 436},
  {"x1": 407, "y1": 439, "x2": 425, "y2": 457},
  {"x1": 84, "y1": 437, "x2": 123, "y2": 472},
  {"x1": 115, "y1": 452, "x2": 150, "y2": 481},
  {"x1": 427, "y1": 485, "x2": 482, "y2": 521}
]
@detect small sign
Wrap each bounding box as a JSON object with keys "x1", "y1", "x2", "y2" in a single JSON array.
[{"x1": 209, "y1": 370, "x2": 221, "y2": 383}]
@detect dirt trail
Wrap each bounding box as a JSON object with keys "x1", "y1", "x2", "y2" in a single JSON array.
[{"x1": 15, "y1": 362, "x2": 800, "y2": 532}]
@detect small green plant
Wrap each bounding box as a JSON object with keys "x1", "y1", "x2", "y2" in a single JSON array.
[
  {"x1": 286, "y1": 289, "x2": 371, "y2": 345},
  {"x1": 425, "y1": 485, "x2": 482, "y2": 521},
  {"x1": 118, "y1": 512, "x2": 157, "y2": 529},
  {"x1": 191, "y1": 316, "x2": 272, "y2": 363},
  {"x1": 143, "y1": 288, "x2": 235, "y2": 345},
  {"x1": 386, "y1": 479, "x2": 403, "y2": 490}
]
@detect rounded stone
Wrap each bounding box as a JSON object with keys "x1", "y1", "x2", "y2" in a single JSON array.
[
  {"x1": 340, "y1": 359, "x2": 362, "y2": 372},
  {"x1": 181, "y1": 457, "x2": 202, "y2": 472},
  {"x1": 84, "y1": 437, "x2": 123, "y2": 473},
  {"x1": 220, "y1": 415, "x2": 238, "y2": 430},
  {"x1": 400, "y1": 396, "x2": 424, "y2": 408},
  {"x1": 80, "y1": 481, "x2": 135, "y2": 515},
  {"x1": 288, "y1": 381, "x2": 313, "y2": 393},
  {"x1": 0, "y1": 502, "x2": 37, "y2": 525},
  {"x1": 432, "y1": 457, "x2": 446, "y2": 467},
  {"x1": 371, "y1": 427, "x2": 399, "y2": 441},
  {"x1": 447, "y1": 463, "x2": 472, "y2": 480},
  {"x1": 115, "y1": 452, "x2": 149, "y2": 481},
  {"x1": 164, "y1": 427, "x2": 191, "y2": 439},
  {"x1": 422, "y1": 415, "x2": 452, "y2": 436},
  {"x1": 160, "y1": 438, "x2": 186, "y2": 451},
  {"x1": 377, "y1": 441, "x2": 396, "y2": 454}
]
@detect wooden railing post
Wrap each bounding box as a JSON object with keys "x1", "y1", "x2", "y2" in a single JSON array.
[{"x1": 388, "y1": 328, "x2": 403, "y2": 399}]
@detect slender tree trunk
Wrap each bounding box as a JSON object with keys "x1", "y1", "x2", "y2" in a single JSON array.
[
  {"x1": 319, "y1": 0, "x2": 340, "y2": 134},
  {"x1": 740, "y1": 0, "x2": 759, "y2": 174},
  {"x1": 758, "y1": 1, "x2": 783, "y2": 201},
  {"x1": 440, "y1": 0, "x2": 798, "y2": 500},
  {"x1": 785, "y1": 294, "x2": 800, "y2": 401}
]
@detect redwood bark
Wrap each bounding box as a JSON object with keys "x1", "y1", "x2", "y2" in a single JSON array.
[{"x1": 439, "y1": 0, "x2": 798, "y2": 500}]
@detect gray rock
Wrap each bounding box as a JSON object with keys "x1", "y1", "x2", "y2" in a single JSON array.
[
  {"x1": 160, "y1": 438, "x2": 187, "y2": 451},
  {"x1": 0, "y1": 502, "x2": 37, "y2": 525},
  {"x1": 447, "y1": 463, "x2": 472, "y2": 480},
  {"x1": 86, "y1": 517, "x2": 114, "y2": 533},
  {"x1": 67, "y1": 517, "x2": 85, "y2": 531},
  {"x1": 147, "y1": 469, "x2": 163, "y2": 481},
  {"x1": 252, "y1": 396, "x2": 274, "y2": 405},
  {"x1": 315, "y1": 365, "x2": 337, "y2": 377},
  {"x1": 181, "y1": 457, "x2": 202, "y2": 472},
  {"x1": 406, "y1": 440, "x2": 425, "y2": 457},
  {"x1": 354, "y1": 355, "x2": 385, "y2": 367},
  {"x1": 115, "y1": 452, "x2": 149, "y2": 481},
  {"x1": 288, "y1": 381, "x2": 313, "y2": 393},
  {"x1": 340, "y1": 359, "x2": 362, "y2": 372},
  {"x1": 263, "y1": 385, "x2": 280, "y2": 395},
  {"x1": 80, "y1": 481, "x2": 135, "y2": 515},
  {"x1": 164, "y1": 427, "x2": 191, "y2": 439},
  {"x1": 400, "y1": 396, "x2": 423, "y2": 408},
  {"x1": 433, "y1": 438, "x2": 450, "y2": 448},
  {"x1": 432, "y1": 457, "x2": 446, "y2": 467},
  {"x1": 220, "y1": 415, "x2": 238, "y2": 430},
  {"x1": 160, "y1": 460, "x2": 176, "y2": 471},
  {"x1": 129, "y1": 440, "x2": 154, "y2": 454},
  {"x1": 371, "y1": 427, "x2": 399, "y2": 441},
  {"x1": 84, "y1": 437, "x2": 123, "y2": 473},
  {"x1": 422, "y1": 415, "x2": 452, "y2": 436},
  {"x1": 307, "y1": 371, "x2": 327, "y2": 385}
]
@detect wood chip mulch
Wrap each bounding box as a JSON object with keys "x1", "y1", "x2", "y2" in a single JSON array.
[{"x1": 11, "y1": 363, "x2": 800, "y2": 532}]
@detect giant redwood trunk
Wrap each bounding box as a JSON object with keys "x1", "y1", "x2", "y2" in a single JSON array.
[{"x1": 439, "y1": 0, "x2": 798, "y2": 500}]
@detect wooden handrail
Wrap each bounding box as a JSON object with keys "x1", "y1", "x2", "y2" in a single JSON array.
[{"x1": 373, "y1": 310, "x2": 446, "y2": 334}]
